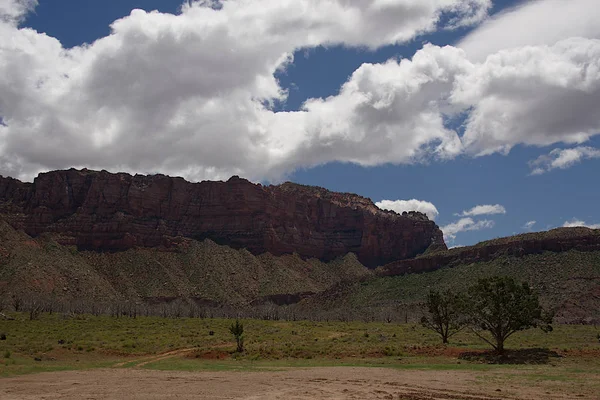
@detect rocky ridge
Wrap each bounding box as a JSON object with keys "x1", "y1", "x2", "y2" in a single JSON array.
[
  {"x1": 0, "y1": 169, "x2": 446, "y2": 268},
  {"x1": 380, "y1": 227, "x2": 600, "y2": 276}
]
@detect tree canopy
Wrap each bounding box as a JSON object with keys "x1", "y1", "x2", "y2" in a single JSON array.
[
  {"x1": 420, "y1": 289, "x2": 464, "y2": 344},
  {"x1": 462, "y1": 276, "x2": 552, "y2": 354}
]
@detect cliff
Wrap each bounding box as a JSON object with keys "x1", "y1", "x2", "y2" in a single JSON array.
[
  {"x1": 0, "y1": 169, "x2": 446, "y2": 267},
  {"x1": 380, "y1": 227, "x2": 600, "y2": 275}
]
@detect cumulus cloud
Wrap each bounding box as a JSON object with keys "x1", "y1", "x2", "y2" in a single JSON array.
[
  {"x1": 458, "y1": 0, "x2": 600, "y2": 61},
  {"x1": 441, "y1": 217, "x2": 494, "y2": 242},
  {"x1": 453, "y1": 37, "x2": 600, "y2": 156},
  {"x1": 563, "y1": 219, "x2": 600, "y2": 229},
  {"x1": 523, "y1": 220, "x2": 536, "y2": 231},
  {"x1": 0, "y1": 0, "x2": 493, "y2": 182},
  {"x1": 457, "y1": 204, "x2": 506, "y2": 217},
  {"x1": 281, "y1": 44, "x2": 469, "y2": 172},
  {"x1": 0, "y1": 0, "x2": 36, "y2": 24},
  {"x1": 453, "y1": 0, "x2": 600, "y2": 158},
  {"x1": 1, "y1": 0, "x2": 600, "y2": 184},
  {"x1": 529, "y1": 146, "x2": 600, "y2": 175},
  {"x1": 375, "y1": 199, "x2": 439, "y2": 220}
]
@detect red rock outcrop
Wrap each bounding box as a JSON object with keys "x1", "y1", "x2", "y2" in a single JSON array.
[
  {"x1": 380, "y1": 227, "x2": 600, "y2": 276},
  {"x1": 0, "y1": 169, "x2": 446, "y2": 267}
]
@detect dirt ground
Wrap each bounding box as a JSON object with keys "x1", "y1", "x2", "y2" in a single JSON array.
[{"x1": 1, "y1": 367, "x2": 598, "y2": 400}]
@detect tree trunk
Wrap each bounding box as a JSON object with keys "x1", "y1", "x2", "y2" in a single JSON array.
[{"x1": 496, "y1": 339, "x2": 504, "y2": 355}]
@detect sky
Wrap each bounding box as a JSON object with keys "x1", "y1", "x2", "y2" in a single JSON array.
[{"x1": 1, "y1": 0, "x2": 600, "y2": 247}]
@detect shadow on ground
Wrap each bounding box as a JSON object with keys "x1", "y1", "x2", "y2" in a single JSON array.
[{"x1": 458, "y1": 348, "x2": 562, "y2": 364}]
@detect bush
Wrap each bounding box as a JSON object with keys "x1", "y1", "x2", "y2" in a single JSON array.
[{"x1": 229, "y1": 319, "x2": 244, "y2": 353}]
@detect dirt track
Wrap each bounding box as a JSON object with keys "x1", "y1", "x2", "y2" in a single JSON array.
[{"x1": 1, "y1": 367, "x2": 597, "y2": 400}]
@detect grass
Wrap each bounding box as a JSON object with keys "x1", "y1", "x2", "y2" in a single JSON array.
[
  {"x1": 0, "y1": 354, "x2": 116, "y2": 377},
  {"x1": 0, "y1": 312, "x2": 598, "y2": 377}
]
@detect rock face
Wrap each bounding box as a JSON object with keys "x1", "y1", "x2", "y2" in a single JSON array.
[
  {"x1": 0, "y1": 169, "x2": 446, "y2": 267},
  {"x1": 381, "y1": 227, "x2": 600, "y2": 275}
]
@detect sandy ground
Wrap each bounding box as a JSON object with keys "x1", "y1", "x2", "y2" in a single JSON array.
[{"x1": 1, "y1": 367, "x2": 597, "y2": 400}]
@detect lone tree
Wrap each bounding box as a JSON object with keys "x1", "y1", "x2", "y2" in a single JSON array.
[
  {"x1": 229, "y1": 319, "x2": 244, "y2": 353},
  {"x1": 420, "y1": 289, "x2": 464, "y2": 344},
  {"x1": 463, "y1": 276, "x2": 552, "y2": 354}
]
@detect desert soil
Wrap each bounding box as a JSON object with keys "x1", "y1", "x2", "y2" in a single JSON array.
[{"x1": 1, "y1": 367, "x2": 597, "y2": 400}]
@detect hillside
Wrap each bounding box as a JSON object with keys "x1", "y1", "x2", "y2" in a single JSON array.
[
  {"x1": 301, "y1": 244, "x2": 600, "y2": 324},
  {"x1": 0, "y1": 220, "x2": 370, "y2": 310},
  {"x1": 2, "y1": 217, "x2": 600, "y2": 323}
]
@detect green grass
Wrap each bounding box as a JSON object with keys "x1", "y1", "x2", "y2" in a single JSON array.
[
  {"x1": 0, "y1": 355, "x2": 116, "y2": 377},
  {"x1": 0, "y1": 313, "x2": 598, "y2": 377},
  {"x1": 143, "y1": 358, "x2": 522, "y2": 372}
]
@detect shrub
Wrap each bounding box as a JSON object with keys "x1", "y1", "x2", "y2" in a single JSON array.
[{"x1": 229, "y1": 319, "x2": 244, "y2": 353}]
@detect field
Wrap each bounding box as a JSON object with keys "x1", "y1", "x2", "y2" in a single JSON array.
[{"x1": 0, "y1": 313, "x2": 599, "y2": 399}]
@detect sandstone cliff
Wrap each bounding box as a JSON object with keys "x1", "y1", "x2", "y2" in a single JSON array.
[
  {"x1": 0, "y1": 169, "x2": 446, "y2": 267},
  {"x1": 380, "y1": 227, "x2": 600, "y2": 275}
]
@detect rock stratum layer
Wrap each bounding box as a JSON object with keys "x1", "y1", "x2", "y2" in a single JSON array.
[
  {"x1": 381, "y1": 227, "x2": 600, "y2": 276},
  {"x1": 0, "y1": 169, "x2": 445, "y2": 267}
]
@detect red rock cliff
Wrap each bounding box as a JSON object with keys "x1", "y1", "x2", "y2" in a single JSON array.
[
  {"x1": 0, "y1": 169, "x2": 446, "y2": 267},
  {"x1": 380, "y1": 227, "x2": 600, "y2": 275}
]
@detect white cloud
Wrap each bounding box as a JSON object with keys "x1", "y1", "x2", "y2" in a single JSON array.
[
  {"x1": 0, "y1": 0, "x2": 36, "y2": 24},
  {"x1": 529, "y1": 146, "x2": 600, "y2": 175},
  {"x1": 280, "y1": 44, "x2": 470, "y2": 171},
  {"x1": 375, "y1": 199, "x2": 439, "y2": 220},
  {"x1": 0, "y1": 0, "x2": 494, "y2": 182},
  {"x1": 453, "y1": 37, "x2": 600, "y2": 157},
  {"x1": 452, "y1": 0, "x2": 600, "y2": 160},
  {"x1": 457, "y1": 204, "x2": 506, "y2": 217},
  {"x1": 523, "y1": 220, "x2": 536, "y2": 230},
  {"x1": 303, "y1": 36, "x2": 600, "y2": 166},
  {"x1": 2, "y1": 0, "x2": 600, "y2": 185},
  {"x1": 562, "y1": 219, "x2": 600, "y2": 229},
  {"x1": 458, "y1": 0, "x2": 600, "y2": 61},
  {"x1": 441, "y1": 217, "x2": 494, "y2": 242}
]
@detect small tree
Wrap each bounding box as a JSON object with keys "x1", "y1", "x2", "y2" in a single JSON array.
[
  {"x1": 229, "y1": 319, "x2": 244, "y2": 353},
  {"x1": 420, "y1": 289, "x2": 464, "y2": 344},
  {"x1": 463, "y1": 276, "x2": 552, "y2": 354}
]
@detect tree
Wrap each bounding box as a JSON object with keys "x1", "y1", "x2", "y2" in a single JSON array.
[
  {"x1": 229, "y1": 319, "x2": 244, "y2": 353},
  {"x1": 420, "y1": 289, "x2": 464, "y2": 344},
  {"x1": 463, "y1": 276, "x2": 552, "y2": 354}
]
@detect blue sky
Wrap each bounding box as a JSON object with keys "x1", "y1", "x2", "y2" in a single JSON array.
[{"x1": 2, "y1": 0, "x2": 600, "y2": 247}]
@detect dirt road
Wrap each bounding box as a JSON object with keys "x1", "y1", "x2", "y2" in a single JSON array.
[{"x1": 0, "y1": 367, "x2": 596, "y2": 399}]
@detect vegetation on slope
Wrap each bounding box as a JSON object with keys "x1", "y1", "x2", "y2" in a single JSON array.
[
  {"x1": 304, "y1": 250, "x2": 600, "y2": 324},
  {"x1": 0, "y1": 220, "x2": 370, "y2": 309}
]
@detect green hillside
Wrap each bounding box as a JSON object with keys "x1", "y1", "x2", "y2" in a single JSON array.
[
  {"x1": 0, "y1": 220, "x2": 370, "y2": 311},
  {"x1": 301, "y1": 250, "x2": 600, "y2": 324}
]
